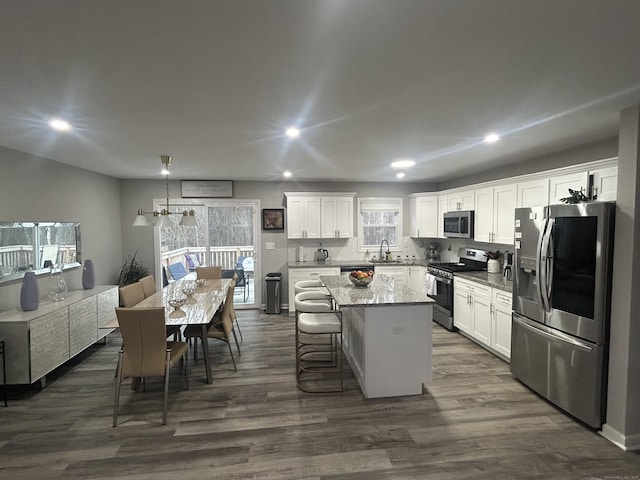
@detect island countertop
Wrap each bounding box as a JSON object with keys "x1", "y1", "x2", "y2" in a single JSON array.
[{"x1": 320, "y1": 274, "x2": 435, "y2": 307}]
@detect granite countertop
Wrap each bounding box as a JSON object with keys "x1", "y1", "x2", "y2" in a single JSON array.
[
  {"x1": 320, "y1": 274, "x2": 435, "y2": 307},
  {"x1": 454, "y1": 271, "x2": 513, "y2": 293}
]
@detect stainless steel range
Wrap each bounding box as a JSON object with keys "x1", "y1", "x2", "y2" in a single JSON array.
[{"x1": 426, "y1": 247, "x2": 488, "y2": 331}]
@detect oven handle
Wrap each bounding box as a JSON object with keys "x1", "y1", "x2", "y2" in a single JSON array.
[{"x1": 431, "y1": 275, "x2": 451, "y2": 285}]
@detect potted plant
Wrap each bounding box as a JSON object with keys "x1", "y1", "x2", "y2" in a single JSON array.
[{"x1": 116, "y1": 250, "x2": 148, "y2": 287}]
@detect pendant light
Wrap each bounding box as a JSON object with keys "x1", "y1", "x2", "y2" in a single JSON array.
[{"x1": 132, "y1": 155, "x2": 199, "y2": 227}]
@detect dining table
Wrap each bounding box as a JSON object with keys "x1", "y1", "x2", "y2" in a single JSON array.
[{"x1": 133, "y1": 277, "x2": 232, "y2": 384}]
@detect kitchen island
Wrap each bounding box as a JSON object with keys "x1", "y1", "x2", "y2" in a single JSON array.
[{"x1": 320, "y1": 274, "x2": 434, "y2": 398}]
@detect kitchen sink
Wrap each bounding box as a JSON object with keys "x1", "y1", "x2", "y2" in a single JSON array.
[{"x1": 368, "y1": 259, "x2": 401, "y2": 264}]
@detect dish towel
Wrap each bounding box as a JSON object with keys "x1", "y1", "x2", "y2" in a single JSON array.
[{"x1": 424, "y1": 273, "x2": 438, "y2": 295}]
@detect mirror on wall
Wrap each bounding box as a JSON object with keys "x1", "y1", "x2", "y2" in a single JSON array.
[{"x1": 0, "y1": 222, "x2": 81, "y2": 284}]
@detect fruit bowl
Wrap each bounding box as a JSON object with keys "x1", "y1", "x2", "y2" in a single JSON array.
[{"x1": 348, "y1": 273, "x2": 374, "y2": 288}]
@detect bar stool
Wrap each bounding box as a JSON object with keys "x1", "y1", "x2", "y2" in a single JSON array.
[{"x1": 294, "y1": 291, "x2": 343, "y2": 393}]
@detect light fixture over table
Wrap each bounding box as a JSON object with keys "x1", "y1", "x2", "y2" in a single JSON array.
[{"x1": 132, "y1": 155, "x2": 199, "y2": 227}]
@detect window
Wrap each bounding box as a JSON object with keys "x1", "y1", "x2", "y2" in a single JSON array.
[{"x1": 357, "y1": 197, "x2": 403, "y2": 252}]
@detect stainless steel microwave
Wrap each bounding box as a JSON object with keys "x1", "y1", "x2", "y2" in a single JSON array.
[{"x1": 443, "y1": 210, "x2": 474, "y2": 238}]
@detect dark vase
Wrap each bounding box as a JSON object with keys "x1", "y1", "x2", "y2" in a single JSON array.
[
  {"x1": 82, "y1": 259, "x2": 95, "y2": 290},
  {"x1": 20, "y1": 271, "x2": 39, "y2": 311}
]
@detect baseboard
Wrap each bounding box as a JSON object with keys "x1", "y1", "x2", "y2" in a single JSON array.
[{"x1": 600, "y1": 423, "x2": 640, "y2": 451}]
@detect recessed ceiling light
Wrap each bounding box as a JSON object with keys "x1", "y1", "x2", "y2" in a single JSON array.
[
  {"x1": 285, "y1": 127, "x2": 300, "y2": 139},
  {"x1": 484, "y1": 133, "x2": 500, "y2": 144},
  {"x1": 49, "y1": 117, "x2": 72, "y2": 132},
  {"x1": 283, "y1": 170, "x2": 292, "y2": 178},
  {"x1": 396, "y1": 172, "x2": 406, "y2": 179},
  {"x1": 391, "y1": 159, "x2": 415, "y2": 169}
]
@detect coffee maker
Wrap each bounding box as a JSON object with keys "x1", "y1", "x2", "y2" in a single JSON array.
[{"x1": 503, "y1": 251, "x2": 513, "y2": 279}]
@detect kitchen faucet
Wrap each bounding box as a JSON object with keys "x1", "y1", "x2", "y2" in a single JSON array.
[{"x1": 379, "y1": 239, "x2": 390, "y2": 262}]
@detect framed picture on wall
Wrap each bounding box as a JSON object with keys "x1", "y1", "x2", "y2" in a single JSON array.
[{"x1": 262, "y1": 208, "x2": 285, "y2": 231}]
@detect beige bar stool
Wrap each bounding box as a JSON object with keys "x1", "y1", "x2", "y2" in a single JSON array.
[{"x1": 294, "y1": 291, "x2": 343, "y2": 393}]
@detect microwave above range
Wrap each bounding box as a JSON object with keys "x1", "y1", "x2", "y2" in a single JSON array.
[{"x1": 443, "y1": 210, "x2": 474, "y2": 239}]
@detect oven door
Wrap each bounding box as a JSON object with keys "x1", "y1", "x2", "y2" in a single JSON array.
[{"x1": 427, "y1": 275, "x2": 453, "y2": 315}]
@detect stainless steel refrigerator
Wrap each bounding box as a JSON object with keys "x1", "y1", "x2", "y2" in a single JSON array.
[{"x1": 511, "y1": 201, "x2": 615, "y2": 429}]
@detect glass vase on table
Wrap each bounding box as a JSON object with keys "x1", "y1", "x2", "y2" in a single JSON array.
[{"x1": 48, "y1": 264, "x2": 68, "y2": 301}]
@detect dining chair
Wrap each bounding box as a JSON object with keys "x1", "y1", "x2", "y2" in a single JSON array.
[
  {"x1": 228, "y1": 273, "x2": 243, "y2": 342},
  {"x1": 138, "y1": 275, "x2": 157, "y2": 297},
  {"x1": 196, "y1": 266, "x2": 222, "y2": 279},
  {"x1": 183, "y1": 279, "x2": 239, "y2": 371},
  {"x1": 138, "y1": 275, "x2": 182, "y2": 341},
  {"x1": 113, "y1": 307, "x2": 189, "y2": 426},
  {"x1": 119, "y1": 282, "x2": 145, "y2": 307},
  {"x1": 294, "y1": 290, "x2": 343, "y2": 393}
]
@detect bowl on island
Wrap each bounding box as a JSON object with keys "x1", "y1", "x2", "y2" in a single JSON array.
[
  {"x1": 348, "y1": 270, "x2": 374, "y2": 288},
  {"x1": 195, "y1": 279, "x2": 206, "y2": 287}
]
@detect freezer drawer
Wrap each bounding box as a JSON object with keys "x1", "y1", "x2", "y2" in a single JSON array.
[{"x1": 510, "y1": 313, "x2": 606, "y2": 429}]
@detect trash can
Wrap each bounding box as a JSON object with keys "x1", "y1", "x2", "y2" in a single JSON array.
[{"x1": 265, "y1": 273, "x2": 282, "y2": 314}]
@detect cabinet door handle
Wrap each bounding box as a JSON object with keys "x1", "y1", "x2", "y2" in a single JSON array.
[{"x1": 490, "y1": 303, "x2": 494, "y2": 315}]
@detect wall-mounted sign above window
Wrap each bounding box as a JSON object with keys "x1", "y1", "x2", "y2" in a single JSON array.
[{"x1": 181, "y1": 180, "x2": 233, "y2": 198}]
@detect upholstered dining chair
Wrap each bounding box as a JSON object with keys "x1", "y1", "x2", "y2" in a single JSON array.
[
  {"x1": 294, "y1": 290, "x2": 343, "y2": 393},
  {"x1": 113, "y1": 307, "x2": 189, "y2": 426},
  {"x1": 119, "y1": 282, "x2": 145, "y2": 307},
  {"x1": 138, "y1": 275, "x2": 181, "y2": 341},
  {"x1": 183, "y1": 278, "x2": 239, "y2": 371},
  {"x1": 196, "y1": 266, "x2": 222, "y2": 279},
  {"x1": 138, "y1": 275, "x2": 157, "y2": 298}
]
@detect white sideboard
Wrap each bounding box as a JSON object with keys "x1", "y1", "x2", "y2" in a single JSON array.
[{"x1": 0, "y1": 285, "x2": 118, "y2": 385}]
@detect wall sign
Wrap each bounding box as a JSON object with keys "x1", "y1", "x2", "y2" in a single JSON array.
[{"x1": 181, "y1": 180, "x2": 233, "y2": 198}]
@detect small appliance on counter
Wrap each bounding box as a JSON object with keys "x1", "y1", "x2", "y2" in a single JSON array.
[
  {"x1": 313, "y1": 247, "x2": 330, "y2": 262},
  {"x1": 296, "y1": 245, "x2": 304, "y2": 262},
  {"x1": 502, "y1": 251, "x2": 513, "y2": 279}
]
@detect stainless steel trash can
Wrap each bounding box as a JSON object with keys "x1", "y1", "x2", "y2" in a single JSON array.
[{"x1": 265, "y1": 273, "x2": 282, "y2": 314}]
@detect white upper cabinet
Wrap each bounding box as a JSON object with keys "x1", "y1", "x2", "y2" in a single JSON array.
[
  {"x1": 517, "y1": 178, "x2": 550, "y2": 208},
  {"x1": 447, "y1": 190, "x2": 474, "y2": 211},
  {"x1": 321, "y1": 196, "x2": 354, "y2": 238},
  {"x1": 286, "y1": 192, "x2": 355, "y2": 239},
  {"x1": 590, "y1": 165, "x2": 618, "y2": 202},
  {"x1": 474, "y1": 184, "x2": 517, "y2": 244},
  {"x1": 409, "y1": 195, "x2": 438, "y2": 238},
  {"x1": 549, "y1": 171, "x2": 589, "y2": 205},
  {"x1": 285, "y1": 195, "x2": 322, "y2": 239},
  {"x1": 437, "y1": 194, "x2": 448, "y2": 238}
]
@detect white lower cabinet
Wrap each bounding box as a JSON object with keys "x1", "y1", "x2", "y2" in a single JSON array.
[
  {"x1": 288, "y1": 267, "x2": 340, "y2": 315},
  {"x1": 453, "y1": 277, "x2": 491, "y2": 346},
  {"x1": 492, "y1": 289, "x2": 512, "y2": 359},
  {"x1": 454, "y1": 277, "x2": 512, "y2": 360}
]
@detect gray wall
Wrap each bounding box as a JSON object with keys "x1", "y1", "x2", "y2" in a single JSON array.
[{"x1": 0, "y1": 147, "x2": 122, "y2": 310}]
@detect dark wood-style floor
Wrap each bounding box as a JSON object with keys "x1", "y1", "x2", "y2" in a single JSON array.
[{"x1": 1, "y1": 310, "x2": 639, "y2": 479}]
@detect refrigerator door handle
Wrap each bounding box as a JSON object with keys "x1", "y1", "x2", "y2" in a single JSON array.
[
  {"x1": 513, "y1": 314, "x2": 594, "y2": 352},
  {"x1": 539, "y1": 217, "x2": 554, "y2": 312},
  {"x1": 537, "y1": 217, "x2": 550, "y2": 312}
]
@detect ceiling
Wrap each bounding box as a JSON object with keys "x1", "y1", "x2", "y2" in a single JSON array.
[{"x1": 2, "y1": 1, "x2": 640, "y2": 183}]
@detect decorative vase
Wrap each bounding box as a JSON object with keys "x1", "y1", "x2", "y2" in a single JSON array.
[
  {"x1": 82, "y1": 259, "x2": 95, "y2": 289},
  {"x1": 20, "y1": 271, "x2": 39, "y2": 311},
  {"x1": 48, "y1": 265, "x2": 68, "y2": 302}
]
